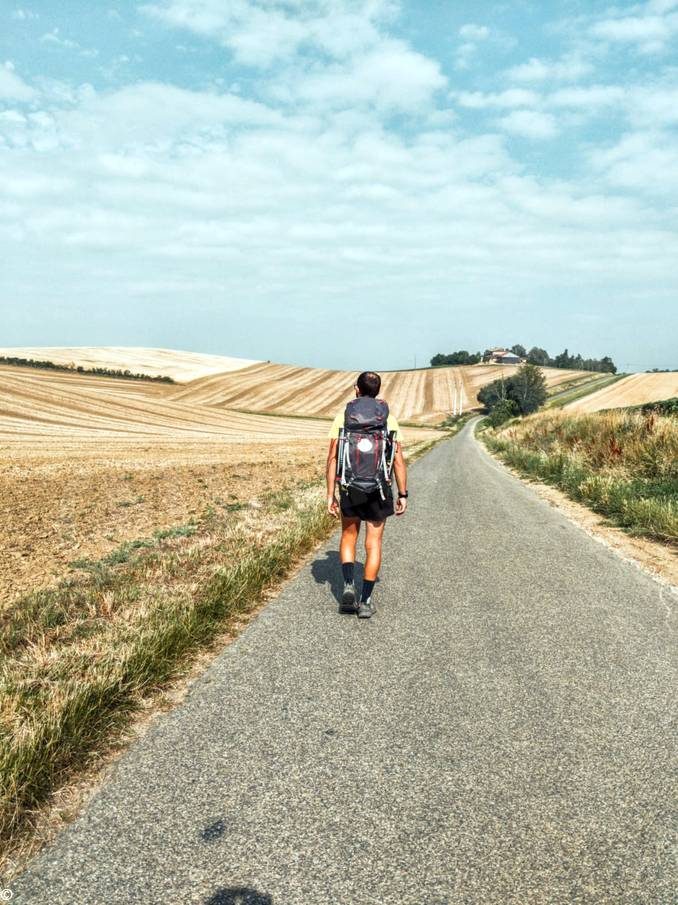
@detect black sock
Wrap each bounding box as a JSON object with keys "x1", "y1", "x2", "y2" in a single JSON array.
[
  {"x1": 341, "y1": 561, "x2": 354, "y2": 584},
  {"x1": 361, "y1": 579, "x2": 375, "y2": 602}
]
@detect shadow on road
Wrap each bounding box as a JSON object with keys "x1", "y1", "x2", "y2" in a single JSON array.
[
  {"x1": 204, "y1": 887, "x2": 272, "y2": 905},
  {"x1": 311, "y1": 549, "x2": 364, "y2": 608}
]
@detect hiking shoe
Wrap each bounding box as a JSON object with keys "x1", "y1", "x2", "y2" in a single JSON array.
[
  {"x1": 340, "y1": 581, "x2": 357, "y2": 613},
  {"x1": 357, "y1": 597, "x2": 375, "y2": 619}
]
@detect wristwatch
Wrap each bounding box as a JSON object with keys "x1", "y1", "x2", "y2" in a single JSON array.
[{"x1": 398, "y1": 491, "x2": 409, "y2": 499}]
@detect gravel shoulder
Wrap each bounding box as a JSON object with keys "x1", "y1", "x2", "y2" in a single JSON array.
[{"x1": 9, "y1": 420, "x2": 677, "y2": 905}]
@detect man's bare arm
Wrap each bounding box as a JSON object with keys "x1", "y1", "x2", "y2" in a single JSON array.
[
  {"x1": 393, "y1": 442, "x2": 408, "y2": 515},
  {"x1": 326, "y1": 439, "x2": 339, "y2": 517}
]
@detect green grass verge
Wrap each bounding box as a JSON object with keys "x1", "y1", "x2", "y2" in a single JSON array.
[{"x1": 483, "y1": 409, "x2": 678, "y2": 542}]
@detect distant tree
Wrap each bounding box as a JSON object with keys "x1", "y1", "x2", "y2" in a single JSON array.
[
  {"x1": 526, "y1": 346, "x2": 550, "y2": 366},
  {"x1": 477, "y1": 377, "x2": 509, "y2": 409},
  {"x1": 487, "y1": 398, "x2": 519, "y2": 427},
  {"x1": 510, "y1": 344, "x2": 526, "y2": 358},
  {"x1": 430, "y1": 350, "x2": 481, "y2": 366},
  {"x1": 599, "y1": 356, "x2": 617, "y2": 374},
  {"x1": 479, "y1": 364, "x2": 547, "y2": 417},
  {"x1": 553, "y1": 348, "x2": 573, "y2": 369},
  {"x1": 507, "y1": 363, "x2": 547, "y2": 414}
]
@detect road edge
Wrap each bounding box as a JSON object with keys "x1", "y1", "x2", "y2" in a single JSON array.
[{"x1": 472, "y1": 419, "x2": 678, "y2": 595}]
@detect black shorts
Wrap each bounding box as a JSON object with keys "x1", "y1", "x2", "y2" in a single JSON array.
[{"x1": 340, "y1": 486, "x2": 394, "y2": 522}]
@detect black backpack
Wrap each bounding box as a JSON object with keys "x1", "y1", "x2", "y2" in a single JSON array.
[{"x1": 337, "y1": 397, "x2": 395, "y2": 502}]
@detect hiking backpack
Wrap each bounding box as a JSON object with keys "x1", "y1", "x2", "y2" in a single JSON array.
[{"x1": 336, "y1": 397, "x2": 396, "y2": 501}]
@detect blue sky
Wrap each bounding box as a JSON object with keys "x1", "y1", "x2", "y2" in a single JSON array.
[{"x1": 1, "y1": 1, "x2": 677, "y2": 371}]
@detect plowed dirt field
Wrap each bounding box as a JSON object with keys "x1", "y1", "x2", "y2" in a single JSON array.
[{"x1": 565, "y1": 372, "x2": 678, "y2": 413}]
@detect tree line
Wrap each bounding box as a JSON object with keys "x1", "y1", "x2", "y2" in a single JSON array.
[
  {"x1": 431, "y1": 344, "x2": 617, "y2": 373},
  {"x1": 0, "y1": 356, "x2": 175, "y2": 383}
]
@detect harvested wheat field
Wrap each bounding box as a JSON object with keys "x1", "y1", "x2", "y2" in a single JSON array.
[
  {"x1": 0, "y1": 349, "x2": 603, "y2": 604},
  {"x1": 0, "y1": 364, "x2": 441, "y2": 604},
  {"x1": 171, "y1": 361, "x2": 591, "y2": 423},
  {"x1": 3, "y1": 347, "x2": 597, "y2": 423},
  {"x1": 0, "y1": 366, "x2": 332, "y2": 442},
  {"x1": 566, "y1": 372, "x2": 678, "y2": 413},
  {"x1": 0, "y1": 346, "x2": 259, "y2": 382}
]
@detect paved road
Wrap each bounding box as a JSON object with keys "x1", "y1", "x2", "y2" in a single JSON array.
[{"x1": 11, "y1": 421, "x2": 677, "y2": 904}]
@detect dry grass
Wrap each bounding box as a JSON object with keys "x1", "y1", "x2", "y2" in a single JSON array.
[
  {"x1": 485, "y1": 409, "x2": 678, "y2": 542},
  {"x1": 566, "y1": 372, "x2": 678, "y2": 413},
  {"x1": 0, "y1": 484, "x2": 332, "y2": 859}
]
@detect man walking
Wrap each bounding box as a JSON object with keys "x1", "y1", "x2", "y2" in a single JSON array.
[{"x1": 326, "y1": 371, "x2": 408, "y2": 618}]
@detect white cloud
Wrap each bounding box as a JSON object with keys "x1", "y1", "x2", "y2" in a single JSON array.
[
  {"x1": 142, "y1": 0, "x2": 396, "y2": 66},
  {"x1": 64, "y1": 82, "x2": 283, "y2": 148},
  {"x1": 459, "y1": 23, "x2": 489, "y2": 41},
  {"x1": 548, "y1": 85, "x2": 626, "y2": 110},
  {"x1": 455, "y1": 89, "x2": 540, "y2": 109},
  {"x1": 506, "y1": 54, "x2": 593, "y2": 83},
  {"x1": 274, "y1": 40, "x2": 446, "y2": 111},
  {"x1": 455, "y1": 23, "x2": 491, "y2": 69},
  {"x1": 12, "y1": 8, "x2": 38, "y2": 20},
  {"x1": 544, "y1": 81, "x2": 678, "y2": 130},
  {"x1": 630, "y1": 84, "x2": 678, "y2": 126},
  {"x1": 498, "y1": 109, "x2": 558, "y2": 139},
  {"x1": 592, "y1": 12, "x2": 678, "y2": 53},
  {"x1": 40, "y1": 29, "x2": 99, "y2": 58},
  {"x1": 0, "y1": 62, "x2": 36, "y2": 101},
  {"x1": 590, "y1": 130, "x2": 678, "y2": 195},
  {"x1": 587, "y1": 0, "x2": 678, "y2": 53}
]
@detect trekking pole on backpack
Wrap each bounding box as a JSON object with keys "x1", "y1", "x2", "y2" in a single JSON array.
[
  {"x1": 336, "y1": 427, "x2": 348, "y2": 488},
  {"x1": 385, "y1": 429, "x2": 396, "y2": 480}
]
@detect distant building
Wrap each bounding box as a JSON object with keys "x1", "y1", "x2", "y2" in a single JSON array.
[
  {"x1": 482, "y1": 347, "x2": 507, "y2": 363},
  {"x1": 482, "y1": 348, "x2": 523, "y2": 364},
  {"x1": 496, "y1": 351, "x2": 522, "y2": 364}
]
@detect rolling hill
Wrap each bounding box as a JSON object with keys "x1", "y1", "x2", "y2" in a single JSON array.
[
  {"x1": 0, "y1": 346, "x2": 259, "y2": 382},
  {"x1": 565, "y1": 372, "x2": 678, "y2": 413},
  {"x1": 0, "y1": 350, "x2": 600, "y2": 430}
]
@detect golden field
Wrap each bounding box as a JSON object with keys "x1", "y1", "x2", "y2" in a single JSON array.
[
  {"x1": 0, "y1": 348, "x2": 642, "y2": 605},
  {"x1": 565, "y1": 372, "x2": 678, "y2": 413}
]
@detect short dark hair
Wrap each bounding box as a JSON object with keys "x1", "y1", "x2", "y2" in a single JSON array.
[{"x1": 356, "y1": 371, "x2": 381, "y2": 398}]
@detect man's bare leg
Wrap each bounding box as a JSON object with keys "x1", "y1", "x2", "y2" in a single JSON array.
[
  {"x1": 363, "y1": 519, "x2": 385, "y2": 581},
  {"x1": 340, "y1": 516, "x2": 360, "y2": 565},
  {"x1": 339, "y1": 516, "x2": 360, "y2": 611},
  {"x1": 358, "y1": 519, "x2": 385, "y2": 618}
]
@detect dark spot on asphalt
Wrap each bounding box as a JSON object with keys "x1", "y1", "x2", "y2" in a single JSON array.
[
  {"x1": 204, "y1": 887, "x2": 273, "y2": 905},
  {"x1": 324, "y1": 728, "x2": 337, "y2": 736},
  {"x1": 201, "y1": 819, "x2": 226, "y2": 842}
]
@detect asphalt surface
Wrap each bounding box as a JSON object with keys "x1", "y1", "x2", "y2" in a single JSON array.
[{"x1": 11, "y1": 421, "x2": 677, "y2": 905}]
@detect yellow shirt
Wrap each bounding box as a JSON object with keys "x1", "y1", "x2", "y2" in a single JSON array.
[{"x1": 328, "y1": 409, "x2": 402, "y2": 441}]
